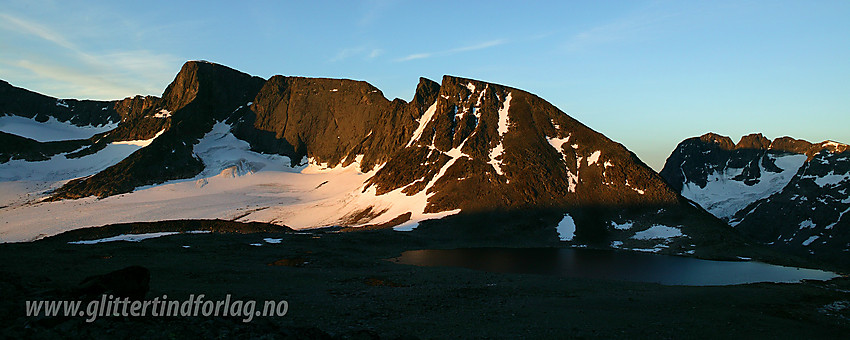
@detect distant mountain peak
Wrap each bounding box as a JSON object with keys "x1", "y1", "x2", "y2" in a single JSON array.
[{"x1": 662, "y1": 132, "x2": 850, "y2": 267}]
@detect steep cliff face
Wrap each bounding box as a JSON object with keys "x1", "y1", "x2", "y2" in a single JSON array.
[
  {"x1": 662, "y1": 133, "x2": 850, "y2": 265},
  {"x1": 232, "y1": 76, "x2": 438, "y2": 172}
]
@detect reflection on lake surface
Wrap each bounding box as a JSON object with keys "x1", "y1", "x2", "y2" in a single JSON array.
[{"x1": 390, "y1": 248, "x2": 838, "y2": 286}]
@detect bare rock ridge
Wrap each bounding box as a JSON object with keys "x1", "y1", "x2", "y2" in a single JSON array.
[{"x1": 661, "y1": 132, "x2": 850, "y2": 266}]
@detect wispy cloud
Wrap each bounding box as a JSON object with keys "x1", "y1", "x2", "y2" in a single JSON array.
[
  {"x1": 12, "y1": 60, "x2": 141, "y2": 99},
  {"x1": 330, "y1": 47, "x2": 384, "y2": 62},
  {"x1": 368, "y1": 48, "x2": 383, "y2": 59},
  {"x1": 0, "y1": 12, "x2": 181, "y2": 99},
  {"x1": 564, "y1": 9, "x2": 680, "y2": 52},
  {"x1": 0, "y1": 13, "x2": 76, "y2": 50},
  {"x1": 397, "y1": 39, "x2": 507, "y2": 62}
]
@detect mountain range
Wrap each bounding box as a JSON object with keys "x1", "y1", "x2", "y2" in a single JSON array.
[
  {"x1": 661, "y1": 133, "x2": 850, "y2": 266},
  {"x1": 1, "y1": 60, "x2": 846, "y2": 267}
]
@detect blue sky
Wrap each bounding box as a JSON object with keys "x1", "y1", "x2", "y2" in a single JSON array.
[{"x1": 1, "y1": 0, "x2": 848, "y2": 170}]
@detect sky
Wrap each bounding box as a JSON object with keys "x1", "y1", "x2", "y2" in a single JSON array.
[{"x1": 1, "y1": 0, "x2": 848, "y2": 170}]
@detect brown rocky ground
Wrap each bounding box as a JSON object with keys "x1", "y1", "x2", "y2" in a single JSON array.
[{"x1": 1, "y1": 224, "x2": 848, "y2": 339}]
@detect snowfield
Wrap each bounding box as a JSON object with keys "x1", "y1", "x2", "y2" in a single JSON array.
[
  {"x1": 681, "y1": 153, "x2": 807, "y2": 220},
  {"x1": 0, "y1": 115, "x2": 116, "y2": 142},
  {"x1": 0, "y1": 128, "x2": 163, "y2": 183},
  {"x1": 0, "y1": 122, "x2": 460, "y2": 242}
]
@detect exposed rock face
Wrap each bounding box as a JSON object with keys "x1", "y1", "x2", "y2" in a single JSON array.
[
  {"x1": 232, "y1": 76, "x2": 438, "y2": 171},
  {"x1": 366, "y1": 75, "x2": 680, "y2": 214},
  {"x1": 662, "y1": 133, "x2": 850, "y2": 265}
]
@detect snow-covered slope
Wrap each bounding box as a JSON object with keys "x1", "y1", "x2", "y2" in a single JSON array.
[
  {"x1": 0, "y1": 115, "x2": 116, "y2": 142},
  {"x1": 0, "y1": 130, "x2": 162, "y2": 183},
  {"x1": 662, "y1": 133, "x2": 850, "y2": 266},
  {"x1": 0, "y1": 122, "x2": 458, "y2": 242},
  {"x1": 680, "y1": 153, "x2": 806, "y2": 220}
]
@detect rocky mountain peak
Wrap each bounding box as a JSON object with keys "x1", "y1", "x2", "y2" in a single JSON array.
[
  {"x1": 699, "y1": 133, "x2": 735, "y2": 150},
  {"x1": 161, "y1": 61, "x2": 265, "y2": 116},
  {"x1": 412, "y1": 77, "x2": 440, "y2": 106},
  {"x1": 735, "y1": 133, "x2": 771, "y2": 150}
]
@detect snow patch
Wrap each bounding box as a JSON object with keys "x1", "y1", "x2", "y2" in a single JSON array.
[
  {"x1": 488, "y1": 92, "x2": 512, "y2": 176},
  {"x1": 586, "y1": 151, "x2": 601, "y2": 166},
  {"x1": 68, "y1": 232, "x2": 180, "y2": 244},
  {"x1": 556, "y1": 214, "x2": 577, "y2": 241},
  {"x1": 800, "y1": 219, "x2": 816, "y2": 229},
  {"x1": 546, "y1": 136, "x2": 570, "y2": 152},
  {"x1": 153, "y1": 109, "x2": 171, "y2": 118},
  {"x1": 112, "y1": 129, "x2": 165, "y2": 147},
  {"x1": 802, "y1": 235, "x2": 819, "y2": 246},
  {"x1": 611, "y1": 221, "x2": 633, "y2": 230},
  {"x1": 632, "y1": 225, "x2": 683, "y2": 240},
  {"x1": 407, "y1": 101, "x2": 438, "y2": 147},
  {"x1": 811, "y1": 172, "x2": 849, "y2": 187},
  {"x1": 631, "y1": 247, "x2": 666, "y2": 253}
]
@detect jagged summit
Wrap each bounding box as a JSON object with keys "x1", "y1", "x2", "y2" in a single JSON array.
[
  {"x1": 692, "y1": 132, "x2": 845, "y2": 156},
  {"x1": 161, "y1": 61, "x2": 265, "y2": 114}
]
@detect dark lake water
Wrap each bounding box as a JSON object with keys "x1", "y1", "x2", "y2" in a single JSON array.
[{"x1": 390, "y1": 248, "x2": 838, "y2": 286}]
